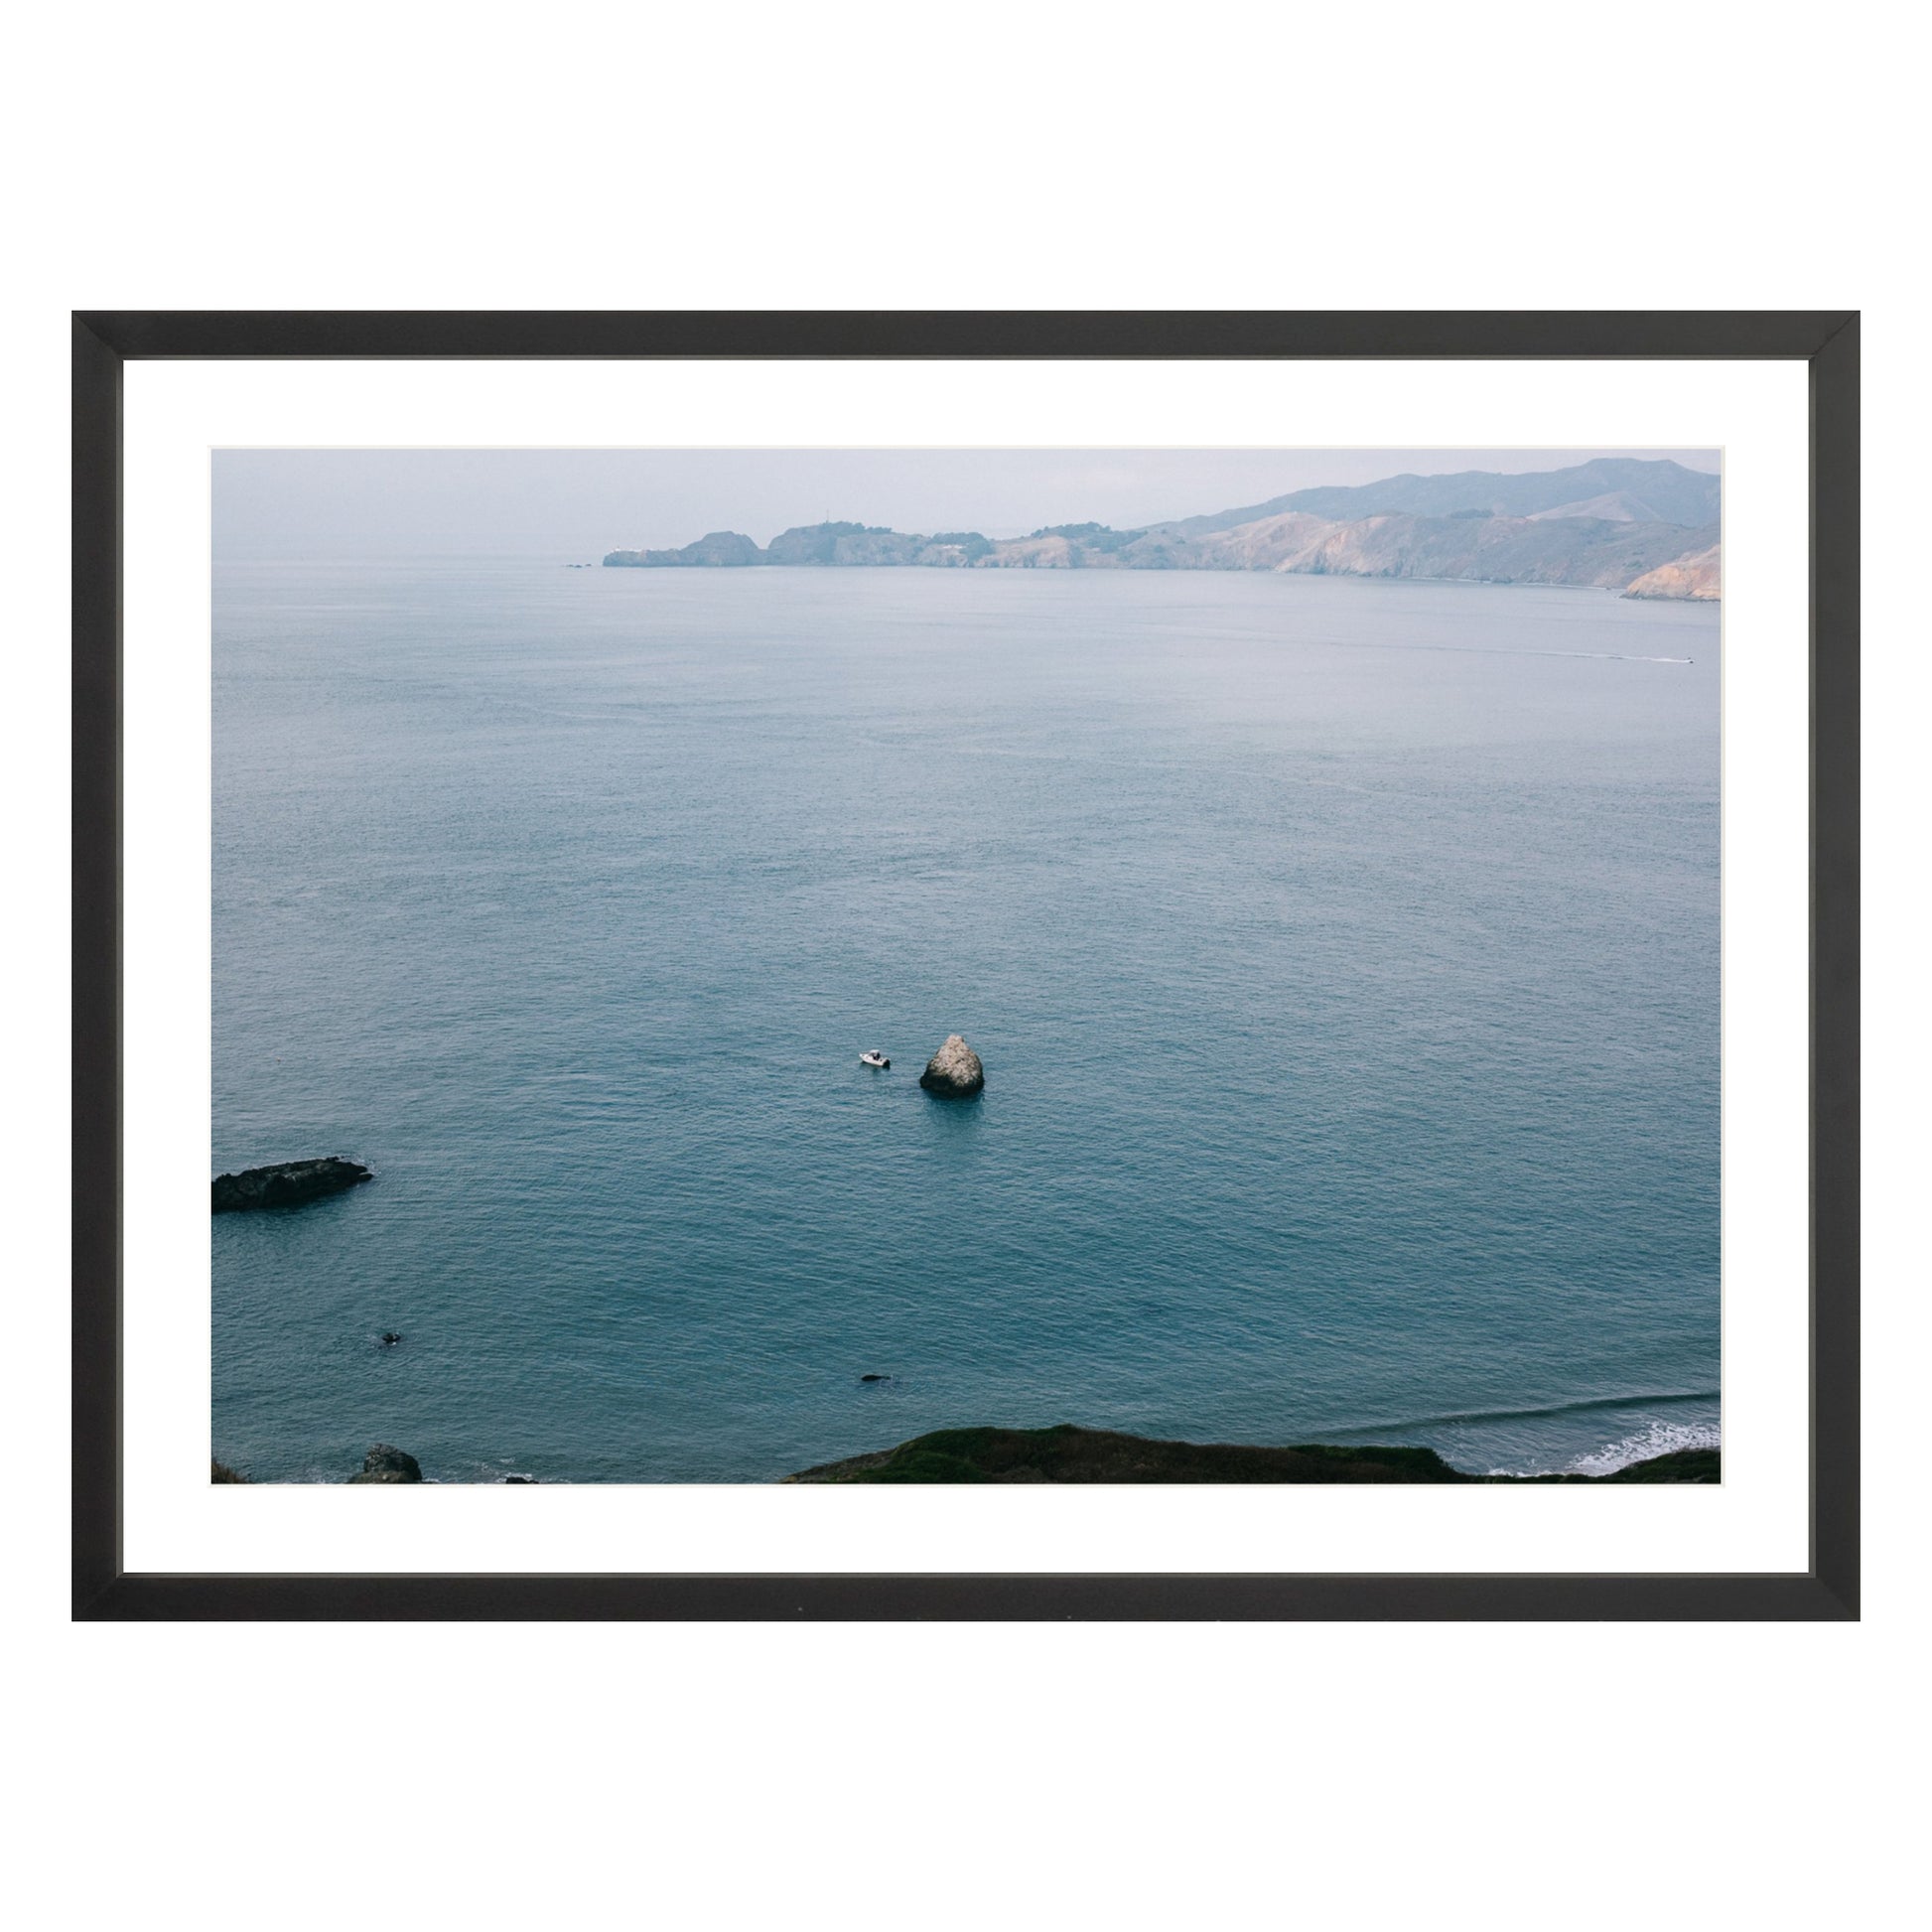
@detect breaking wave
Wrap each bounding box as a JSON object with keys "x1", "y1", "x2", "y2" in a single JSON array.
[{"x1": 1564, "y1": 1417, "x2": 1722, "y2": 1477}]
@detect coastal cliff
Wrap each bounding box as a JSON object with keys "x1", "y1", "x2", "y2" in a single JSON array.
[{"x1": 1623, "y1": 543, "x2": 1721, "y2": 601}]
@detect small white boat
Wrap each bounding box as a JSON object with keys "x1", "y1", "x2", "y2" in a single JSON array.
[{"x1": 859, "y1": 1049, "x2": 891, "y2": 1069}]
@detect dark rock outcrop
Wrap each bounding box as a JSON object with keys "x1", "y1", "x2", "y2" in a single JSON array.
[
  {"x1": 1583, "y1": 1446, "x2": 1721, "y2": 1482},
  {"x1": 918, "y1": 1035, "x2": 985, "y2": 1098},
  {"x1": 347, "y1": 1444, "x2": 422, "y2": 1484},
  {"x1": 785, "y1": 1423, "x2": 1721, "y2": 1485},
  {"x1": 211, "y1": 1157, "x2": 372, "y2": 1214},
  {"x1": 210, "y1": 1458, "x2": 247, "y2": 1483}
]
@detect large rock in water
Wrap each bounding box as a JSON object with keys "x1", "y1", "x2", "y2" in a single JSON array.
[
  {"x1": 348, "y1": 1445, "x2": 422, "y2": 1484},
  {"x1": 918, "y1": 1035, "x2": 985, "y2": 1098},
  {"x1": 211, "y1": 1157, "x2": 372, "y2": 1213}
]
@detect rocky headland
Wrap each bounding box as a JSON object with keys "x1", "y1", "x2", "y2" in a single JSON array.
[
  {"x1": 1623, "y1": 543, "x2": 1721, "y2": 601},
  {"x1": 785, "y1": 1423, "x2": 1720, "y2": 1484},
  {"x1": 604, "y1": 458, "x2": 1721, "y2": 601},
  {"x1": 210, "y1": 1157, "x2": 372, "y2": 1213}
]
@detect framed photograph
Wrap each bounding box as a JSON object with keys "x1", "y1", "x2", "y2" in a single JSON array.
[{"x1": 72, "y1": 311, "x2": 1858, "y2": 1618}]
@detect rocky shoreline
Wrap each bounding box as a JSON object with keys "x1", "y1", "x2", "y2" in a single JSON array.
[
  {"x1": 784, "y1": 1424, "x2": 1720, "y2": 1484},
  {"x1": 217, "y1": 1424, "x2": 1717, "y2": 1483}
]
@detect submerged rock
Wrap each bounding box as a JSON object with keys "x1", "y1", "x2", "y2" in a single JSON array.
[
  {"x1": 348, "y1": 1444, "x2": 422, "y2": 1484},
  {"x1": 211, "y1": 1157, "x2": 372, "y2": 1214},
  {"x1": 918, "y1": 1035, "x2": 985, "y2": 1098}
]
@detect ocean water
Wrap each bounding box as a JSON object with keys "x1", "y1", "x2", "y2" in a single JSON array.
[{"x1": 212, "y1": 560, "x2": 1720, "y2": 1481}]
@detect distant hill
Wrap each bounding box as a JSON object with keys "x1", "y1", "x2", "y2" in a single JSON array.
[
  {"x1": 605, "y1": 458, "x2": 1721, "y2": 598},
  {"x1": 1170, "y1": 508, "x2": 1720, "y2": 592},
  {"x1": 624, "y1": 529, "x2": 762, "y2": 567},
  {"x1": 1152, "y1": 457, "x2": 1721, "y2": 534},
  {"x1": 611, "y1": 521, "x2": 993, "y2": 571}
]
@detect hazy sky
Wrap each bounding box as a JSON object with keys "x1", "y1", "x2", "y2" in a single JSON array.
[{"x1": 212, "y1": 447, "x2": 1722, "y2": 560}]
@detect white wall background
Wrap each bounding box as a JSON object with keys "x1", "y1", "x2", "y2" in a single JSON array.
[{"x1": 6, "y1": 4, "x2": 1919, "y2": 1928}]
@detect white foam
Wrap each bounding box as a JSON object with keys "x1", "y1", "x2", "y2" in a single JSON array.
[{"x1": 1567, "y1": 1418, "x2": 1721, "y2": 1477}]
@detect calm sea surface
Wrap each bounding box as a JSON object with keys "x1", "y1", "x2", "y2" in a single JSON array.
[{"x1": 213, "y1": 561, "x2": 1720, "y2": 1480}]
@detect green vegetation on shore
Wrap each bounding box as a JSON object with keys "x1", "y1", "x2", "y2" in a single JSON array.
[
  {"x1": 213, "y1": 1426, "x2": 1720, "y2": 1484},
  {"x1": 784, "y1": 1423, "x2": 1720, "y2": 1484}
]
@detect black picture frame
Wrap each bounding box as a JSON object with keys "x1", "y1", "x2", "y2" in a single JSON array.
[{"x1": 72, "y1": 310, "x2": 1859, "y2": 1620}]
